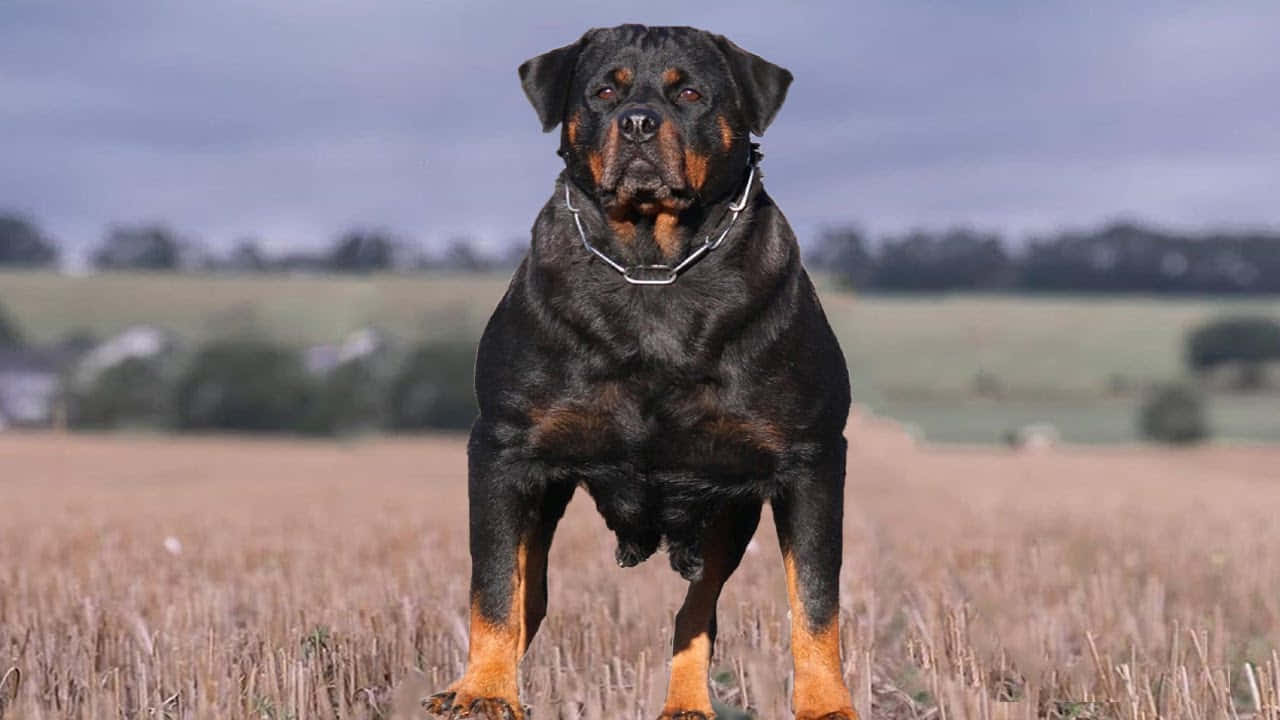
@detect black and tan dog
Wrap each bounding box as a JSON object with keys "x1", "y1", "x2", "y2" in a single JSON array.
[{"x1": 426, "y1": 24, "x2": 856, "y2": 720}]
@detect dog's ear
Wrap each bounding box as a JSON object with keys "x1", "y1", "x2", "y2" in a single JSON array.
[
  {"x1": 712, "y1": 35, "x2": 793, "y2": 136},
  {"x1": 518, "y1": 35, "x2": 588, "y2": 132}
]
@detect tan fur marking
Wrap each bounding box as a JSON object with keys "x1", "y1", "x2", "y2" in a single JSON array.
[
  {"x1": 783, "y1": 552, "x2": 858, "y2": 720},
  {"x1": 529, "y1": 384, "x2": 625, "y2": 448},
  {"x1": 587, "y1": 151, "x2": 604, "y2": 185},
  {"x1": 566, "y1": 111, "x2": 579, "y2": 146},
  {"x1": 683, "y1": 150, "x2": 709, "y2": 191},
  {"x1": 687, "y1": 385, "x2": 787, "y2": 455},
  {"x1": 599, "y1": 122, "x2": 622, "y2": 188},
  {"x1": 659, "y1": 518, "x2": 736, "y2": 717},
  {"x1": 718, "y1": 115, "x2": 734, "y2": 152},
  {"x1": 711, "y1": 416, "x2": 786, "y2": 454},
  {"x1": 662, "y1": 67, "x2": 681, "y2": 86},
  {"x1": 518, "y1": 539, "x2": 546, "y2": 654},
  {"x1": 608, "y1": 219, "x2": 637, "y2": 245},
  {"x1": 661, "y1": 594, "x2": 716, "y2": 715},
  {"x1": 655, "y1": 120, "x2": 685, "y2": 191},
  {"x1": 432, "y1": 542, "x2": 530, "y2": 717},
  {"x1": 612, "y1": 67, "x2": 633, "y2": 86},
  {"x1": 654, "y1": 211, "x2": 682, "y2": 261}
]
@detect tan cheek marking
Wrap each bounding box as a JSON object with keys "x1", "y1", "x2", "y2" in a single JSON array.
[
  {"x1": 566, "y1": 111, "x2": 579, "y2": 145},
  {"x1": 587, "y1": 151, "x2": 604, "y2": 185},
  {"x1": 656, "y1": 121, "x2": 684, "y2": 187},
  {"x1": 683, "y1": 150, "x2": 709, "y2": 191},
  {"x1": 599, "y1": 122, "x2": 622, "y2": 187},
  {"x1": 717, "y1": 115, "x2": 734, "y2": 152}
]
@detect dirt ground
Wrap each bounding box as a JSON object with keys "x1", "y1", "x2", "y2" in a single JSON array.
[{"x1": 2, "y1": 417, "x2": 1279, "y2": 719}]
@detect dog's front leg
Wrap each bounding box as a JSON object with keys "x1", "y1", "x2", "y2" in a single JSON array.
[
  {"x1": 772, "y1": 449, "x2": 858, "y2": 720},
  {"x1": 426, "y1": 442, "x2": 573, "y2": 720},
  {"x1": 658, "y1": 502, "x2": 762, "y2": 720}
]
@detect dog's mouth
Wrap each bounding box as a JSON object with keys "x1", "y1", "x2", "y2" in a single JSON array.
[
  {"x1": 602, "y1": 154, "x2": 692, "y2": 214},
  {"x1": 619, "y1": 158, "x2": 665, "y2": 192}
]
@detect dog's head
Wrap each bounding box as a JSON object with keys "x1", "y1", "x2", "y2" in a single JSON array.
[{"x1": 519, "y1": 25, "x2": 791, "y2": 218}]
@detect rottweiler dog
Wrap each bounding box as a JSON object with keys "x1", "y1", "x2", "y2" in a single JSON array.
[{"x1": 426, "y1": 24, "x2": 856, "y2": 720}]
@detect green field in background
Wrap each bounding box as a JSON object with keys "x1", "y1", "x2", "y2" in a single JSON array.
[{"x1": 2, "y1": 271, "x2": 1276, "y2": 443}]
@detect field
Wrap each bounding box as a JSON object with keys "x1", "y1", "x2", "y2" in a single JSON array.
[
  {"x1": 1, "y1": 271, "x2": 1277, "y2": 444},
  {"x1": 3, "y1": 425, "x2": 1280, "y2": 719}
]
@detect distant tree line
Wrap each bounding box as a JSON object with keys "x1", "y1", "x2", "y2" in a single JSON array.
[
  {"x1": 810, "y1": 222, "x2": 1280, "y2": 294},
  {"x1": 70, "y1": 336, "x2": 480, "y2": 435},
  {"x1": 0, "y1": 213, "x2": 523, "y2": 273},
  {"x1": 5, "y1": 210, "x2": 1280, "y2": 292}
]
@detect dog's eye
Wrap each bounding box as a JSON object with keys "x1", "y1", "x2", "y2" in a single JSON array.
[
  {"x1": 596, "y1": 87, "x2": 617, "y2": 101},
  {"x1": 678, "y1": 88, "x2": 702, "y2": 102}
]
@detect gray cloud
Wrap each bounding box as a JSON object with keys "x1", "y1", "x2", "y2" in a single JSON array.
[{"x1": 2, "y1": 1, "x2": 1278, "y2": 259}]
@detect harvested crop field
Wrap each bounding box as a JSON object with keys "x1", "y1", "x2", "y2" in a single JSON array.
[{"x1": 2, "y1": 419, "x2": 1279, "y2": 719}]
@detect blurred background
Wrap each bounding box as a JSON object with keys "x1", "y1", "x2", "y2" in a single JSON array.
[
  {"x1": 2, "y1": 1, "x2": 1278, "y2": 445},
  {"x1": 4, "y1": 5, "x2": 1280, "y2": 720}
]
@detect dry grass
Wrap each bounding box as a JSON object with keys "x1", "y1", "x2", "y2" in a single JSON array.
[{"x1": 2, "y1": 420, "x2": 1279, "y2": 719}]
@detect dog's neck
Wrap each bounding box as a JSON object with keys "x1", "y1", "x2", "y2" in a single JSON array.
[
  {"x1": 602, "y1": 206, "x2": 698, "y2": 265},
  {"x1": 560, "y1": 159, "x2": 760, "y2": 268}
]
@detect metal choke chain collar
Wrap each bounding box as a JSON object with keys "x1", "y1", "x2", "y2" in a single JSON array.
[{"x1": 563, "y1": 163, "x2": 757, "y2": 286}]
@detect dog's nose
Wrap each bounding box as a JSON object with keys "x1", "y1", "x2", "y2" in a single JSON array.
[{"x1": 618, "y1": 108, "x2": 661, "y2": 143}]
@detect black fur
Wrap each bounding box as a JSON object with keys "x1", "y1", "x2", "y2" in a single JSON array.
[{"x1": 457, "y1": 24, "x2": 850, "y2": 710}]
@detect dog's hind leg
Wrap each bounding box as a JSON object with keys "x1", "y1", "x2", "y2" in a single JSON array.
[
  {"x1": 425, "y1": 444, "x2": 574, "y2": 720},
  {"x1": 522, "y1": 480, "x2": 575, "y2": 648},
  {"x1": 657, "y1": 501, "x2": 761, "y2": 720},
  {"x1": 772, "y1": 449, "x2": 858, "y2": 720}
]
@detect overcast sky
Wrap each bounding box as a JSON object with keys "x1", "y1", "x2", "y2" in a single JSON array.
[{"x1": 2, "y1": 1, "x2": 1278, "y2": 259}]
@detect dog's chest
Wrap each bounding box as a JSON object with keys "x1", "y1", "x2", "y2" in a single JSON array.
[{"x1": 525, "y1": 377, "x2": 782, "y2": 474}]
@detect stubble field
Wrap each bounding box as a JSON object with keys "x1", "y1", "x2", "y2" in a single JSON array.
[{"x1": 2, "y1": 418, "x2": 1279, "y2": 719}]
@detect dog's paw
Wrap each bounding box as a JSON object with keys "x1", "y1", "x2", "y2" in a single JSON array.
[
  {"x1": 657, "y1": 710, "x2": 715, "y2": 720},
  {"x1": 423, "y1": 691, "x2": 453, "y2": 714},
  {"x1": 796, "y1": 709, "x2": 859, "y2": 720},
  {"x1": 423, "y1": 691, "x2": 526, "y2": 719}
]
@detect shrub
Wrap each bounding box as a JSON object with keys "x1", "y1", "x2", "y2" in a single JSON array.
[
  {"x1": 0, "y1": 301, "x2": 23, "y2": 348},
  {"x1": 1138, "y1": 383, "x2": 1209, "y2": 446},
  {"x1": 328, "y1": 229, "x2": 396, "y2": 272},
  {"x1": 300, "y1": 360, "x2": 386, "y2": 435},
  {"x1": 0, "y1": 213, "x2": 59, "y2": 267},
  {"x1": 1186, "y1": 315, "x2": 1280, "y2": 389},
  {"x1": 93, "y1": 224, "x2": 183, "y2": 270},
  {"x1": 387, "y1": 341, "x2": 477, "y2": 431},
  {"x1": 173, "y1": 340, "x2": 313, "y2": 431},
  {"x1": 70, "y1": 357, "x2": 168, "y2": 429}
]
